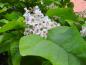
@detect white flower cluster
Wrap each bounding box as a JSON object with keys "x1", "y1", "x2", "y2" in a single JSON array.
[
  {"x1": 80, "y1": 26, "x2": 86, "y2": 37},
  {"x1": 23, "y1": 6, "x2": 60, "y2": 38}
]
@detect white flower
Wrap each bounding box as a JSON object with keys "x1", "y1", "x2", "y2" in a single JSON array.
[
  {"x1": 40, "y1": 29, "x2": 48, "y2": 38},
  {"x1": 57, "y1": 23, "x2": 61, "y2": 26},
  {"x1": 23, "y1": 6, "x2": 60, "y2": 38},
  {"x1": 80, "y1": 26, "x2": 86, "y2": 37},
  {"x1": 33, "y1": 6, "x2": 44, "y2": 17},
  {"x1": 23, "y1": 7, "x2": 32, "y2": 24},
  {"x1": 43, "y1": 16, "x2": 51, "y2": 22}
]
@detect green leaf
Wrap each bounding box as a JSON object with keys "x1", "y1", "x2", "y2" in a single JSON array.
[
  {"x1": 0, "y1": 33, "x2": 14, "y2": 53},
  {"x1": 0, "y1": 35, "x2": 4, "y2": 43},
  {"x1": 63, "y1": 0, "x2": 70, "y2": 3},
  {"x1": 5, "y1": 11, "x2": 22, "y2": 21},
  {"x1": 0, "y1": 17, "x2": 25, "y2": 33},
  {"x1": 0, "y1": 19, "x2": 8, "y2": 24},
  {"x1": 47, "y1": 26, "x2": 86, "y2": 64},
  {"x1": 0, "y1": 19, "x2": 9, "y2": 26},
  {"x1": 0, "y1": 7, "x2": 7, "y2": 13},
  {"x1": 82, "y1": 23, "x2": 86, "y2": 27},
  {"x1": 0, "y1": 3, "x2": 5, "y2": 8},
  {"x1": 0, "y1": 31, "x2": 22, "y2": 54},
  {"x1": 46, "y1": 8, "x2": 77, "y2": 21},
  {"x1": 19, "y1": 35, "x2": 81, "y2": 65},
  {"x1": 68, "y1": 54, "x2": 81, "y2": 65},
  {"x1": 43, "y1": 0, "x2": 54, "y2": 5},
  {"x1": 10, "y1": 41, "x2": 21, "y2": 65}
]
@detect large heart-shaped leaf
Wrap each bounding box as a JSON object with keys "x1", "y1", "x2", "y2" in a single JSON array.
[
  {"x1": 19, "y1": 35, "x2": 81, "y2": 65},
  {"x1": 47, "y1": 26, "x2": 86, "y2": 64}
]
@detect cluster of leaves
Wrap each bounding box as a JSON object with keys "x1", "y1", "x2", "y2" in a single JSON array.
[{"x1": 0, "y1": 0, "x2": 86, "y2": 65}]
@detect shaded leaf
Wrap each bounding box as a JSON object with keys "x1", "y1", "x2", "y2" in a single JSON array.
[{"x1": 10, "y1": 41, "x2": 21, "y2": 65}]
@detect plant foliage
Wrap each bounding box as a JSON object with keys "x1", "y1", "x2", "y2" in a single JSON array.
[{"x1": 0, "y1": 0, "x2": 86, "y2": 65}]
